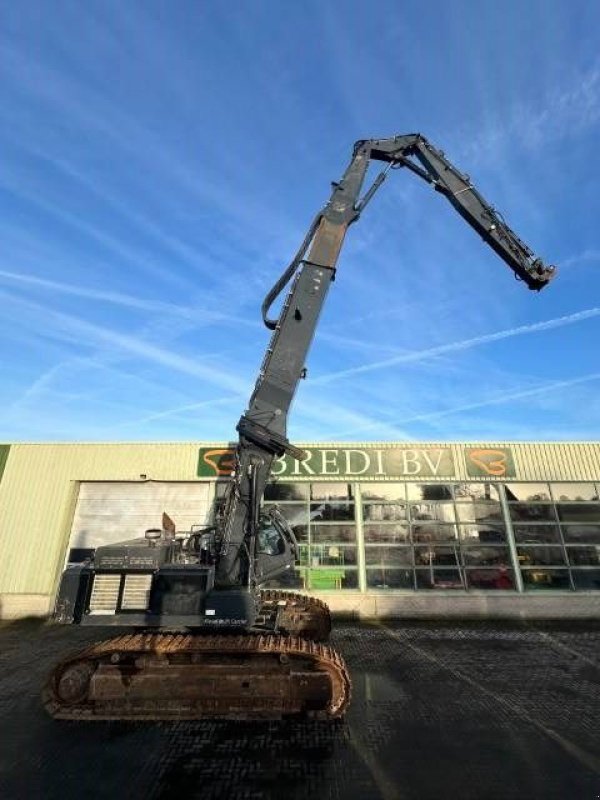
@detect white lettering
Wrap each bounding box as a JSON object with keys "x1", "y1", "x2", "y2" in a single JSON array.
[
  {"x1": 320, "y1": 449, "x2": 340, "y2": 475},
  {"x1": 270, "y1": 455, "x2": 287, "y2": 476},
  {"x1": 293, "y1": 451, "x2": 315, "y2": 475},
  {"x1": 344, "y1": 449, "x2": 370, "y2": 475},
  {"x1": 277, "y1": 447, "x2": 449, "y2": 478},
  {"x1": 401, "y1": 449, "x2": 422, "y2": 475},
  {"x1": 421, "y1": 449, "x2": 445, "y2": 476}
]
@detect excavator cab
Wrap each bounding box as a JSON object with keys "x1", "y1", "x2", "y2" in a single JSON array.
[{"x1": 254, "y1": 508, "x2": 299, "y2": 584}]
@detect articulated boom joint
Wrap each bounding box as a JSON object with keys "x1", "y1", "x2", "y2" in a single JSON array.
[{"x1": 236, "y1": 415, "x2": 307, "y2": 461}]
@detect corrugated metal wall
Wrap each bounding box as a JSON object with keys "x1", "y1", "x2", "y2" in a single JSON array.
[
  {"x1": 0, "y1": 441, "x2": 599, "y2": 597},
  {"x1": 0, "y1": 443, "x2": 207, "y2": 595}
]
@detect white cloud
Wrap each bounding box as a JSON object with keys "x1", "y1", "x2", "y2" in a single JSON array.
[
  {"x1": 560, "y1": 249, "x2": 600, "y2": 269},
  {"x1": 460, "y1": 61, "x2": 600, "y2": 161}
]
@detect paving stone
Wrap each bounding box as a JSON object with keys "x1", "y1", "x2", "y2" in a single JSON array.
[{"x1": 0, "y1": 618, "x2": 598, "y2": 800}]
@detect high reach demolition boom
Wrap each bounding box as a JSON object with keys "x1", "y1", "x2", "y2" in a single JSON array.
[
  {"x1": 45, "y1": 133, "x2": 555, "y2": 722},
  {"x1": 218, "y1": 133, "x2": 556, "y2": 590}
]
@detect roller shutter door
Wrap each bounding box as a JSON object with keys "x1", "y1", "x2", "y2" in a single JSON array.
[{"x1": 67, "y1": 481, "x2": 211, "y2": 562}]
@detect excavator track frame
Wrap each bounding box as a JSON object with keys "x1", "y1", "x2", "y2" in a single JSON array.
[{"x1": 43, "y1": 632, "x2": 351, "y2": 721}]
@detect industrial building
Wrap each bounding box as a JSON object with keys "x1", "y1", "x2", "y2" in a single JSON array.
[{"x1": 1, "y1": 441, "x2": 599, "y2": 620}]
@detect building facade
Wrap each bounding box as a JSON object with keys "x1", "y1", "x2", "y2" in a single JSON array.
[{"x1": 1, "y1": 441, "x2": 599, "y2": 619}]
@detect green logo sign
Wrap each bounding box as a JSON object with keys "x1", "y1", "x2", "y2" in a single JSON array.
[
  {"x1": 465, "y1": 448, "x2": 515, "y2": 478},
  {"x1": 197, "y1": 448, "x2": 237, "y2": 477},
  {"x1": 0, "y1": 444, "x2": 10, "y2": 484},
  {"x1": 197, "y1": 446, "x2": 455, "y2": 479}
]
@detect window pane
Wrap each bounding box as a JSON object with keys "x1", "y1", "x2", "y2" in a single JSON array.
[
  {"x1": 571, "y1": 569, "x2": 600, "y2": 590},
  {"x1": 363, "y1": 503, "x2": 407, "y2": 522},
  {"x1": 550, "y1": 483, "x2": 599, "y2": 502},
  {"x1": 504, "y1": 483, "x2": 551, "y2": 502},
  {"x1": 291, "y1": 525, "x2": 308, "y2": 543},
  {"x1": 264, "y1": 483, "x2": 309, "y2": 501},
  {"x1": 567, "y1": 546, "x2": 600, "y2": 566},
  {"x1": 367, "y1": 569, "x2": 414, "y2": 589},
  {"x1": 310, "y1": 483, "x2": 353, "y2": 501},
  {"x1": 297, "y1": 545, "x2": 309, "y2": 566},
  {"x1": 414, "y1": 546, "x2": 461, "y2": 566},
  {"x1": 517, "y1": 546, "x2": 566, "y2": 566},
  {"x1": 364, "y1": 524, "x2": 410, "y2": 544},
  {"x1": 512, "y1": 524, "x2": 561, "y2": 544},
  {"x1": 459, "y1": 524, "x2": 506, "y2": 543},
  {"x1": 561, "y1": 524, "x2": 600, "y2": 544},
  {"x1": 360, "y1": 483, "x2": 406, "y2": 502},
  {"x1": 462, "y1": 547, "x2": 510, "y2": 567},
  {"x1": 264, "y1": 504, "x2": 310, "y2": 527},
  {"x1": 509, "y1": 503, "x2": 556, "y2": 523},
  {"x1": 412, "y1": 524, "x2": 458, "y2": 543},
  {"x1": 556, "y1": 504, "x2": 600, "y2": 524},
  {"x1": 308, "y1": 568, "x2": 358, "y2": 590},
  {"x1": 409, "y1": 503, "x2": 456, "y2": 523},
  {"x1": 415, "y1": 568, "x2": 464, "y2": 589},
  {"x1": 466, "y1": 569, "x2": 515, "y2": 590},
  {"x1": 310, "y1": 502, "x2": 354, "y2": 521},
  {"x1": 365, "y1": 546, "x2": 413, "y2": 567},
  {"x1": 309, "y1": 544, "x2": 357, "y2": 566},
  {"x1": 406, "y1": 484, "x2": 453, "y2": 501},
  {"x1": 311, "y1": 524, "x2": 356, "y2": 544},
  {"x1": 455, "y1": 504, "x2": 505, "y2": 524},
  {"x1": 453, "y1": 483, "x2": 500, "y2": 502},
  {"x1": 522, "y1": 569, "x2": 571, "y2": 590}
]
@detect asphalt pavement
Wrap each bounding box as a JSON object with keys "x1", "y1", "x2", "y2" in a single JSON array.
[{"x1": 0, "y1": 617, "x2": 599, "y2": 800}]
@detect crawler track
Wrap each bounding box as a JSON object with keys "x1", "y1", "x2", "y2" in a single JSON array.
[
  {"x1": 258, "y1": 590, "x2": 332, "y2": 641},
  {"x1": 43, "y1": 632, "x2": 350, "y2": 721}
]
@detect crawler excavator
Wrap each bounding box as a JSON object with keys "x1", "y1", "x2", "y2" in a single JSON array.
[{"x1": 44, "y1": 133, "x2": 555, "y2": 721}]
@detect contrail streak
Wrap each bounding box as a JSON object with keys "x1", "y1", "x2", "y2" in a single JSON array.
[
  {"x1": 313, "y1": 307, "x2": 600, "y2": 384},
  {"x1": 329, "y1": 371, "x2": 600, "y2": 438},
  {"x1": 0, "y1": 269, "x2": 258, "y2": 327},
  {"x1": 397, "y1": 372, "x2": 600, "y2": 425},
  {"x1": 0, "y1": 269, "x2": 193, "y2": 315}
]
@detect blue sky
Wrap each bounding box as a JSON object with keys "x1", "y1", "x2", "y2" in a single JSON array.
[{"x1": 1, "y1": 0, "x2": 599, "y2": 443}]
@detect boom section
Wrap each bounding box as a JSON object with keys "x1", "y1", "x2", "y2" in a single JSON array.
[
  {"x1": 237, "y1": 142, "x2": 372, "y2": 456},
  {"x1": 216, "y1": 144, "x2": 371, "y2": 586},
  {"x1": 215, "y1": 132, "x2": 556, "y2": 588},
  {"x1": 365, "y1": 135, "x2": 556, "y2": 290}
]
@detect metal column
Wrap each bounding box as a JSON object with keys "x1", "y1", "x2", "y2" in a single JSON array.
[{"x1": 498, "y1": 483, "x2": 524, "y2": 593}]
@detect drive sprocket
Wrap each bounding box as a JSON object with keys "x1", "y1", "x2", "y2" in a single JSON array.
[{"x1": 258, "y1": 590, "x2": 332, "y2": 641}]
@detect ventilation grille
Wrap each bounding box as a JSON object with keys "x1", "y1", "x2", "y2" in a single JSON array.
[
  {"x1": 121, "y1": 574, "x2": 153, "y2": 610},
  {"x1": 89, "y1": 574, "x2": 121, "y2": 613}
]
